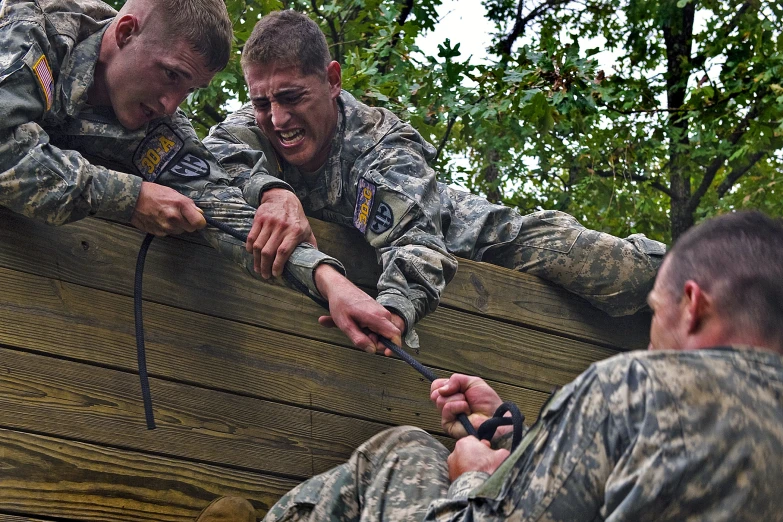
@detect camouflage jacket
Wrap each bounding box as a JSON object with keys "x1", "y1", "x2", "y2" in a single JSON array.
[
  {"x1": 0, "y1": 0, "x2": 339, "y2": 299},
  {"x1": 426, "y1": 346, "x2": 783, "y2": 521},
  {"x1": 205, "y1": 92, "x2": 530, "y2": 338}
]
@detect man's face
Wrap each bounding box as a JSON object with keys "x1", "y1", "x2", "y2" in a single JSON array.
[
  {"x1": 105, "y1": 23, "x2": 214, "y2": 130},
  {"x1": 244, "y1": 61, "x2": 341, "y2": 173},
  {"x1": 647, "y1": 257, "x2": 688, "y2": 351}
]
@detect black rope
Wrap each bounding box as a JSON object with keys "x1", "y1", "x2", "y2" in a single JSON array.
[
  {"x1": 134, "y1": 233, "x2": 157, "y2": 430},
  {"x1": 476, "y1": 402, "x2": 526, "y2": 452},
  {"x1": 133, "y1": 216, "x2": 524, "y2": 444}
]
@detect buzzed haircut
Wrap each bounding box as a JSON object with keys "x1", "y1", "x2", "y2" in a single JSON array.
[
  {"x1": 666, "y1": 211, "x2": 783, "y2": 351},
  {"x1": 241, "y1": 10, "x2": 331, "y2": 77},
  {"x1": 123, "y1": 0, "x2": 233, "y2": 72}
]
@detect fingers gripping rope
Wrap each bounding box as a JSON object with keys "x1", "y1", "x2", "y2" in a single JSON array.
[{"x1": 134, "y1": 216, "x2": 525, "y2": 450}]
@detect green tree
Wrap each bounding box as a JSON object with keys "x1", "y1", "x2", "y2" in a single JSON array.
[
  {"x1": 107, "y1": 0, "x2": 782, "y2": 242},
  {"x1": 474, "y1": 0, "x2": 783, "y2": 240}
]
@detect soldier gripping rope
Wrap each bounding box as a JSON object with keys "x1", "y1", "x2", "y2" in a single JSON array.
[
  {"x1": 197, "y1": 211, "x2": 783, "y2": 522},
  {"x1": 0, "y1": 0, "x2": 412, "y2": 347},
  {"x1": 204, "y1": 10, "x2": 667, "y2": 350}
]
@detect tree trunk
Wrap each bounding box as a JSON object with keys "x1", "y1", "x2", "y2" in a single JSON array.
[
  {"x1": 662, "y1": 0, "x2": 696, "y2": 241},
  {"x1": 482, "y1": 149, "x2": 503, "y2": 204}
]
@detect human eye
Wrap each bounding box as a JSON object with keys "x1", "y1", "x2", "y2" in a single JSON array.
[
  {"x1": 164, "y1": 68, "x2": 178, "y2": 82},
  {"x1": 252, "y1": 99, "x2": 270, "y2": 111},
  {"x1": 281, "y1": 93, "x2": 303, "y2": 105}
]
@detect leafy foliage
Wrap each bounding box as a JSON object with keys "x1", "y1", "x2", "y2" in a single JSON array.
[{"x1": 108, "y1": 0, "x2": 782, "y2": 241}]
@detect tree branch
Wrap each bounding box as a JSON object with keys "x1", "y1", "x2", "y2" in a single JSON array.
[
  {"x1": 435, "y1": 114, "x2": 457, "y2": 161},
  {"x1": 715, "y1": 150, "x2": 768, "y2": 199},
  {"x1": 311, "y1": 0, "x2": 341, "y2": 62},
  {"x1": 378, "y1": 0, "x2": 415, "y2": 75},
  {"x1": 590, "y1": 168, "x2": 672, "y2": 197},
  {"x1": 498, "y1": 0, "x2": 570, "y2": 55},
  {"x1": 687, "y1": 106, "x2": 758, "y2": 212}
]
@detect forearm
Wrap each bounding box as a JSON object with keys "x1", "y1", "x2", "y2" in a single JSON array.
[{"x1": 0, "y1": 126, "x2": 142, "y2": 225}]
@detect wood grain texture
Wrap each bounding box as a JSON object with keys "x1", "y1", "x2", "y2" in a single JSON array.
[
  {"x1": 0, "y1": 210, "x2": 624, "y2": 393},
  {"x1": 0, "y1": 347, "x2": 436, "y2": 477},
  {"x1": 0, "y1": 428, "x2": 297, "y2": 522},
  {"x1": 0, "y1": 209, "x2": 649, "y2": 351},
  {"x1": 0, "y1": 266, "x2": 549, "y2": 432}
]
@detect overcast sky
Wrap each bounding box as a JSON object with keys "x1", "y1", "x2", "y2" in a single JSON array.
[{"x1": 415, "y1": 0, "x2": 495, "y2": 63}]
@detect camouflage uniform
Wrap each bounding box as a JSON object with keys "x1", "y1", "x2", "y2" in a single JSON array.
[
  {"x1": 0, "y1": 0, "x2": 342, "y2": 300},
  {"x1": 263, "y1": 347, "x2": 783, "y2": 521},
  {"x1": 204, "y1": 92, "x2": 665, "y2": 343}
]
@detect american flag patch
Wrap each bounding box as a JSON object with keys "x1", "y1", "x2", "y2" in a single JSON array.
[{"x1": 32, "y1": 54, "x2": 54, "y2": 110}]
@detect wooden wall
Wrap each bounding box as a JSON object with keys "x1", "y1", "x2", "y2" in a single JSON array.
[{"x1": 0, "y1": 208, "x2": 650, "y2": 521}]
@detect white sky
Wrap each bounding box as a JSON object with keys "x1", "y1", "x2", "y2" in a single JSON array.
[{"x1": 415, "y1": 0, "x2": 495, "y2": 63}]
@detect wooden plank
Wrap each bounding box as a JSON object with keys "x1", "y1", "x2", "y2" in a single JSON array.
[
  {"x1": 310, "y1": 219, "x2": 652, "y2": 351},
  {"x1": 0, "y1": 428, "x2": 297, "y2": 522},
  {"x1": 0, "y1": 266, "x2": 550, "y2": 432},
  {"x1": 0, "y1": 210, "x2": 621, "y2": 391},
  {"x1": 0, "y1": 516, "x2": 50, "y2": 522},
  {"x1": 0, "y1": 209, "x2": 648, "y2": 350},
  {"x1": 0, "y1": 347, "x2": 427, "y2": 477}
]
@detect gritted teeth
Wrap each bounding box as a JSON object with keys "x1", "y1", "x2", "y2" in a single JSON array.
[{"x1": 278, "y1": 129, "x2": 305, "y2": 143}]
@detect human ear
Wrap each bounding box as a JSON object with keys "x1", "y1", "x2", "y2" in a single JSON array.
[
  {"x1": 682, "y1": 280, "x2": 709, "y2": 334},
  {"x1": 114, "y1": 14, "x2": 140, "y2": 48},
  {"x1": 326, "y1": 61, "x2": 342, "y2": 98}
]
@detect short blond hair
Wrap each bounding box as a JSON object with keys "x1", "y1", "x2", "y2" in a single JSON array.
[{"x1": 123, "y1": 0, "x2": 233, "y2": 72}]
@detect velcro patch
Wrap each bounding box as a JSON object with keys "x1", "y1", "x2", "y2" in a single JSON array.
[
  {"x1": 32, "y1": 54, "x2": 54, "y2": 110},
  {"x1": 168, "y1": 153, "x2": 210, "y2": 178},
  {"x1": 353, "y1": 178, "x2": 376, "y2": 233},
  {"x1": 133, "y1": 124, "x2": 184, "y2": 181},
  {"x1": 370, "y1": 201, "x2": 394, "y2": 234}
]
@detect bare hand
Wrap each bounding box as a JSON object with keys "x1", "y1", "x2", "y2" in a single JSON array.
[
  {"x1": 430, "y1": 374, "x2": 503, "y2": 439},
  {"x1": 314, "y1": 265, "x2": 403, "y2": 354},
  {"x1": 247, "y1": 188, "x2": 316, "y2": 279},
  {"x1": 131, "y1": 182, "x2": 206, "y2": 236},
  {"x1": 448, "y1": 437, "x2": 510, "y2": 482}
]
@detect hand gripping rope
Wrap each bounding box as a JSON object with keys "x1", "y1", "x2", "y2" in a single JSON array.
[{"x1": 134, "y1": 216, "x2": 525, "y2": 450}]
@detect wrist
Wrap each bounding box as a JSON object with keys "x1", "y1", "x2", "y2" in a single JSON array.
[
  {"x1": 259, "y1": 187, "x2": 288, "y2": 203},
  {"x1": 314, "y1": 263, "x2": 345, "y2": 300}
]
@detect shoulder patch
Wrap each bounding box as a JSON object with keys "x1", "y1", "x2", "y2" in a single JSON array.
[
  {"x1": 32, "y1": 54, "x2": 54, "y2": 111},
  {"x1": 370, "y1": 201, "x2": 394, "y2": 234},
  {"x1": 168, "y1": 153, "x2": 210, "y2": 178},
  {"x1": 353, "y1": 178, "x2": 376, "y2": 233},
  {"x1": 133, "y1": 124, "x2": 184, "y2": 181}
]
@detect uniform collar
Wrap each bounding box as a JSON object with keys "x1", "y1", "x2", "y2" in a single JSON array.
[{"x1": 59, "y1": 22, "x2": 111, "y2": 117}]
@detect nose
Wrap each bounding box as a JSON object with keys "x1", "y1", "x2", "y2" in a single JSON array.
[
  {"x1": 159, "y1": 91, "x2": 186, "y2": 116},
  {"x1": 270, "y1": 102, "x2": 290, "y2": 128}
]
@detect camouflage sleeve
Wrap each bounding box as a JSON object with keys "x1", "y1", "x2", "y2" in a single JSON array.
[
  {"x1": 161, "y1": 113, "x2": 344, "y2": 301},
  {"x1": 352, "y1": 125, "x2": 458, "y2": 343},
  {"x1": 426, "y1": 366, "x2": 614, "y2": 521},
  {"x1": 203, "y1": 106, "x2": 294, "y2": 206},
  {"x1": 0, "y1": 22, "x2": 141, "y2": 225},
  {"x1": 426, "y1": 356, "x2": 685, "y2": 522}
]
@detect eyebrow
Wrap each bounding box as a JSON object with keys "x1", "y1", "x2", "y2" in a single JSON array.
[
  {"x1": 165, "y1": 63, "x2": 210, "y2": 90},
  {"x1": 251, "y1": 87, "x2": 306, "y2": 102}
]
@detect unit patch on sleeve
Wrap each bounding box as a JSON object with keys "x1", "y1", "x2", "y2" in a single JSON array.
[
  {"x1": 32, "y1": 54, "x2": 54, "y2": 110},
  {"x1": 370, "y1": 201, "x2": 394, "y2": 234},
  {"x1": 133, "y1": 124, "x2": 184, "y2": 181},
  {"x1": 353, "y1": 178, "x2": 376, "y2": 233},
  {"x1": 168, "y1": 153, "x2": 210, "y2": 178}
]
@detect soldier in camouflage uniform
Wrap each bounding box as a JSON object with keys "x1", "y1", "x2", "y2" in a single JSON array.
[
  {"x1": 0, "y1": 0, "x2": 404, "y2": 322},
  {"x1": 203, "y1": 10, "x2": 666, "y2": 350},
  {"x1": 198, "y1": 211, "x2": 783, "y2": 522}
]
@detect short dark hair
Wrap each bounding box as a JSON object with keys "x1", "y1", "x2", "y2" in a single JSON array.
[
  {"x1": 123, "y1": 0, "x2": 233, "y2": 72},
  {"x1": 241, "y1": 10, "x2": 331, "y2": 77},
  {"x1": 665, "y1": 211, "x2": 783, "y2": 350}
]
